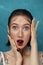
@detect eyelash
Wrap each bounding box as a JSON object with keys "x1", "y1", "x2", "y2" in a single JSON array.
[
  {"x1": 12, "y1": 26, "x2": 30, "y2": 30},
  {"x1": 23, "y1": 26, "x2": 30, "y2": 30},
  {"x1": 12, "y1": 26, "x2": 18, "y2": 30}
]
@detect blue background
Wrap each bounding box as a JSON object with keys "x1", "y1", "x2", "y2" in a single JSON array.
[{"x1": 0, "y1": 0, "x2": 43, "y2": 51}]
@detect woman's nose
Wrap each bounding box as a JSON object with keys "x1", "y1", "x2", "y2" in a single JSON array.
[{"x1": 18, "y1": 29, "x2": 23, "y2": 38}]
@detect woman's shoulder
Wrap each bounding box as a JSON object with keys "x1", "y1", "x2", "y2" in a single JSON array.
[{"x1": 38, "y1": 51, "x2": 43, "y2": 65}]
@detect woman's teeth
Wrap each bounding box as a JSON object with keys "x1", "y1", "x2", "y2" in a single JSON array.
[{"x1": 17, "y1": 40, "x2": 24, "y2": 46}]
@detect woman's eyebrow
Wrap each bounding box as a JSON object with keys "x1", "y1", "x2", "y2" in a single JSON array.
[
  {"x1": 24, "y1": 23, "x2": 31, "y2": 26},
  {"x1": 11, "y1": 23, "x2": 31, "y2": 27},
  {"x1": 11, "y1": 23, "x2": 18, "y2": 25}
]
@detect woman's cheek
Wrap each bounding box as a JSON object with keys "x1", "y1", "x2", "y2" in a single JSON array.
[
  {"x1": 24, "y1": 31, "x2": 31, "y2": 41},
  {"x1": 9, "y1": 30, "x2": 16, "y2": 39}
]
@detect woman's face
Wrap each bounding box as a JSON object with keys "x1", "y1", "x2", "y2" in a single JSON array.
[{"x1": 8, "y1": 15, "x2": 31, "y2": 49}]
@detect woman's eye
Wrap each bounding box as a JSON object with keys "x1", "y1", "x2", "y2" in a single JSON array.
[
  {"x1": 24, "y1": 26, "x2": 30, "y2": 30},
  {"x1": 12, "y1": 26, "x2": 18, "y2": 30}
]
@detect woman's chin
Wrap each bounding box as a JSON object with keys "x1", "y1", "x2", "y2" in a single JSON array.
[{"x1": 17, "y1": 45, "x2": 25, "y2": 50}]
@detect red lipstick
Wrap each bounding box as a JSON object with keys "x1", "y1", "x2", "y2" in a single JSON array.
[{"x1": 17, "y1": 39, "x2": 24, "y2": 46}]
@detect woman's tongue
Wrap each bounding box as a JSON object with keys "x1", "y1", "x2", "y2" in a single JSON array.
[{"x1": 17, "y1": 40, "x2": 24, "y2": 46}]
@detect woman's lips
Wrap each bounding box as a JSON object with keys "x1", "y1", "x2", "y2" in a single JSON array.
[{"x1": 17, "y1": 39, "x2": 24, "y2": 46}]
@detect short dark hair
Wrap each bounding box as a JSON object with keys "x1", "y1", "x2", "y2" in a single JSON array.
[{"x1": 7, "y1": 9, "x2": 33, "y2": 47}]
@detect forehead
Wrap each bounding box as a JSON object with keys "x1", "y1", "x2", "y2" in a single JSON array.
[{"x1": 10, "y1": 15, "x2": 31, "y2": 25}]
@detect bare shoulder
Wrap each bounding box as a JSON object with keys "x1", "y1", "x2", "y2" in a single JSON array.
[
  {"x1": 38, "y1": 51, "x2": 43, "y2": 65},
  {"x1": 4, "y1": 51, "x2": 16, "y2": 65}
]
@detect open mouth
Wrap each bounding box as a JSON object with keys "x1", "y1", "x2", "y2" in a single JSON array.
[{"x1": 17, "y1": 39, "x2": 24, "y2": 46}]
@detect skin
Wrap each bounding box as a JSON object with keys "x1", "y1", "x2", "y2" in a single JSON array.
[
  {"x1": 5, "y1": 15, "x2": 39, "y2": 65},
  {"x1": 8, "y1": 16, "x2": 31, "y2": 49}
]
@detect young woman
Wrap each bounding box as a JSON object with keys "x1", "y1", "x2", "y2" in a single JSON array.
[{"x1": 0, "y1": 9, "x2": 43, "y2": 65}]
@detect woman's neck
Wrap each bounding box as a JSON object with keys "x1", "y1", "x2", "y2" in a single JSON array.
[{"x1": 9, "y1": 46, "x2": 30, "y2": 57}]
